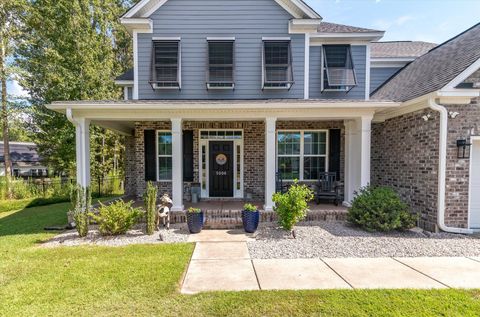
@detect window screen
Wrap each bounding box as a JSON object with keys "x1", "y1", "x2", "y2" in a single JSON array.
[
  {"x1": 150, "y1": 41, "x2": 180, "y2": 89},
  {"x1": 207, "y1": 41, "x2": 234, "y2": 89},
  {"x1": 263, "y1": 41, "x2": 294, "y2": 89},
  {"x1": 323, "y1": 45, "x2": 357, "y2": 91}
]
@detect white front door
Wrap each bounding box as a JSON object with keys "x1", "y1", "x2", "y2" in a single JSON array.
[{"x1": 470, "y1": 138, "x2": 480, "y2": 229}]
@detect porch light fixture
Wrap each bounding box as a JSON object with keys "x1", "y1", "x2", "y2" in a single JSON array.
[{"x1": 456, "y1": 139, "x2": 471, "y2": 159}]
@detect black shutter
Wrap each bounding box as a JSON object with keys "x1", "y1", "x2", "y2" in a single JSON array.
[
  {"x1": 144, "y1": 130, "x2": 157, "y2": 181},
  {"x1": 329, "y1": 129, "x2": 341, "y2": 179},
  {"x1": 183, "y1": 130, "x2": 194, "y2": 182}
]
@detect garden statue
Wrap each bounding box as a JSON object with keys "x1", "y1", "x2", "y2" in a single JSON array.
[{"x1": 156, "y1": 193, "x2": 173, "y2": 230}]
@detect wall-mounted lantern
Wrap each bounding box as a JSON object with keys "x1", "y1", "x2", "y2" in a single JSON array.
[{"x1": 457, "y1": 139, "x2": 471, "y2": 159}]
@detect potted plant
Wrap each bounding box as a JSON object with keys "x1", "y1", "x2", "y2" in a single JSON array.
[
  {"x1": 242, "y1": 203, "x2": 260, "y2": 233},
  {"x1": 186, "y1": 207, "x2": 203, "y2": 233}
]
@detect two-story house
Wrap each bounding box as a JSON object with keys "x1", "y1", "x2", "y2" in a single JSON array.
[{"x1": 48, "y1": 0, "x2": 480, "y2": 233}]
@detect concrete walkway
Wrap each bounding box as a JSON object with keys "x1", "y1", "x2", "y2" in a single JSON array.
[{"x1": 181, "y1": 230, "x2": 480, "y2": 294}]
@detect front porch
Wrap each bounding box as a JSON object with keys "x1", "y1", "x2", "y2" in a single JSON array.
[{"x1": 53, "y1": 99, "x2": 392, "y2": 213}]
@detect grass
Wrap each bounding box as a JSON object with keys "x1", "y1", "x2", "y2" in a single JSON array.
[{"x1": 1, "y1": 202, "x2": 480, "y2": 316}]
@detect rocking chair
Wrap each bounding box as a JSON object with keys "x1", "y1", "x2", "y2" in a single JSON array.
[{"x1": 314, "y1": 172, "x2": 341, "y2": 206}]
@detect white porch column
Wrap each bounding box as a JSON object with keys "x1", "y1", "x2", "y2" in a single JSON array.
[
  {"x1": 75, "y1": 118, "x2": 90, "y2": 187},
  {"x1": 343, "y1": 115, "x2": 373, "y2": 205},
  {"x1": 264, "y1": 117, "x2": 277, "y2": 211},
  {"x1": 171, "y1": 118, "x2": 184, "y2": 211},
  {"x1": 358, "y1": 115, "x2": 373, "y2": 187}
]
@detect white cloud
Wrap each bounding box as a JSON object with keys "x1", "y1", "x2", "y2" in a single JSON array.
[{"x1": 7, "y1": 80, "x2": 30, "y2": 98}]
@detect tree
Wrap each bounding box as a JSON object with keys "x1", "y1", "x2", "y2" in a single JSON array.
[
  {"x1": 0, "y1": 0, "x2": 26, "y2": 196},
  {"x1": 16, "y1": 0, "x2": 133, "y2": 177}
]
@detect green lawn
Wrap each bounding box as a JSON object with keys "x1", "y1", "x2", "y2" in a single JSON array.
[{"x1": 1, "y1": 202, "x2": 480, "y2": 316}]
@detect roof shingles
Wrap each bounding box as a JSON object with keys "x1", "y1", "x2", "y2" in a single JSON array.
[{"x1": 372, "y1": 23, "x2": 480, "y2": 102}]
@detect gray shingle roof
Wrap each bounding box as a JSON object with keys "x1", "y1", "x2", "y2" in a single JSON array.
[
  {"x1": 371, "y1": 41, "x2": 437, "y2": 58},
  {"x1": 372, "y1": 23, "x2": 480, "y2": 102},
  {"x1": 115, "y1": 68, "x2": 134, "y2": 81},
  {"x1": 317, "y1": 22, "x2": 382, "y2": 33},
  {"x1": 0, "y1": 142, "x2": 41, "y2": 163}
]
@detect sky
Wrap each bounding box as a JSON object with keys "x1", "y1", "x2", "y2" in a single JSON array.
[{"x1": 6, "y1": 0, "x2": 480, "y2": 96}]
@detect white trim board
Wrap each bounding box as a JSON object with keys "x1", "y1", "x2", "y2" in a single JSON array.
[
  {"x1": 469, "y1": 136, "x2": 480, "y2": 229},
  {"x1": 442, "y1": 57, "x2": 480, "y2": 90}
]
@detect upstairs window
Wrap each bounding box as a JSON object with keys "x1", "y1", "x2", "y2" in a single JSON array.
[
  {"x1": 322, "y1": 45, "x2": 356, "y2": 92},
  {"x1": 150, "y1": 40, "x2": 181, "y2": 89},
  {"x1": 262, "y1": 40, "x2": 294, "y2": 89},
  {"x1": 207, "y1": 40, "x2": 235, "y2": 89}
]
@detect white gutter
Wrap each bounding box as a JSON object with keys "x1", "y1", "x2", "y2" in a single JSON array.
[
  {"x1": 428, "y1": 98, "x2": 473, "y2": 234},
  {"x1": 66, "y1": 108, "x2": 78, "y2": 126}
]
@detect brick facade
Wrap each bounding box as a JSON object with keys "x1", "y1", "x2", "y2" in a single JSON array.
[
  {"x1": 125, "y1": 120, "x2": 345, "y2": 203},
  {"x1": 372, "y1": 99, "x2": 480, "y2": 231}
]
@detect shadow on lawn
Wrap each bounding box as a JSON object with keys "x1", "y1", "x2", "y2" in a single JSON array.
[{"x1": 0, "y1": 202, "x2": 69, "y2": 237}]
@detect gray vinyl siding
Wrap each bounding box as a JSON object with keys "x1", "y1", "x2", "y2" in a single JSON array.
[
  {"x1": 309, "y1": 45, "x2": 367, "y2": 100},
  {"x1": 370, "y1": 67, "x2": 401, "y2": 93},
  {"x1": 137, "y1": 0, "x2": 304, "y2": 100}
]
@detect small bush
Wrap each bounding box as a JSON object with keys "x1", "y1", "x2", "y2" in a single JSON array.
[
  {"x1": 272, "y1": 181, "x2": 313, "y2": 235},
  {"x1": 144, "y1": 182, "x2": 158, "y2": 235},
  {"x1": 73, "y1": 209, "x2": 89, "y2": 237},
  {"x1": 243, "y1": 203, "x2": 258, "y2": 212},
  {"x1": 187, "y1": 207, "x2": 201, "y2": 213},
  {"x1": 347, "y1": 186, "x2": 418, "y2": 232},
  {"x1": 90, "y1": 200, "x2": 142, "y2": 236}
]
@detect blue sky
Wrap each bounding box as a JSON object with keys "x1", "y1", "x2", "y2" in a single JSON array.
[
  {"x1": 310, "y1": 0, "x2": 480, "y2": 43},
  {"x1": 7, "y1": 0, "x2": 480, "y2": 96}
]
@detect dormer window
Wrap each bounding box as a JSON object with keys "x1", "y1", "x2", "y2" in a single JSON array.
[
  {"x1": 262, "y1": 40, "x2": 294, "y2": 90},
  {"x1": 207, "y1": 40, "x2": 235, "y2": 89},
  {"x1": 150, "y1": 40, "x2": 181, "y2": 89},
  {"x1": 322, "y1": 45, "x2": 357, "y2": 92}
]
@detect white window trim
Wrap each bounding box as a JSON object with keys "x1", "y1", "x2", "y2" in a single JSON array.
[
  {"x1": 156, "y1": 130, "x2": 173, "y2": 182},
  {"x1": 198, "y1": 129, "x2": 244, "y2": 199},
  {"x1": 206, "y1": 39, "x2": 235, "y2": 90},
  {"x1": 276, "y1": 130, "x2": 329, "y2": 181}
]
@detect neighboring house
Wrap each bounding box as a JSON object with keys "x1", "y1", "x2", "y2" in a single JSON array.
[
  {"x1": 0, "y1": 142, "x2": 48, "y2": 178},
  {"x1": 47, "y1": 0, "x2": 480, "y2": 233}
]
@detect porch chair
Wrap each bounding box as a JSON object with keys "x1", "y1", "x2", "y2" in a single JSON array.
[
  {"x1": 315, "y1": 172, "x2": 341, "y2": 206},
  {"x1": 275, "y1": 172, "x2": 289, "y2": 194}
]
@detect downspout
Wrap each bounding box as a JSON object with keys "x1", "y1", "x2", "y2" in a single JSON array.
[{"x1": 428, "y1": 97, "x2": 473, "y2": 234}]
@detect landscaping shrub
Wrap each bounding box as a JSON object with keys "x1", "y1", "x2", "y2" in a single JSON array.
[
  {"x1": 272, "y1": 181, "x2": 313, "y2": 237},
  {"x1": 144, "y1": 181, "x2": 158, "y2": 235},
  {"x1": 243, "y1": 203, "x2": 258, "y2": 212},
  {"x1": 90, "y1": 200, "x2": 142, "y2": 236},
  {"x1": 70, "y1": 185, "x2": 91, "y2": 237},
  {"x1": 347, "y1": 185, "x2": 418, "y2": 232}
]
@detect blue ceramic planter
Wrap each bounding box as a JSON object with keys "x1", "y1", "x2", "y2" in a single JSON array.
[
  {"x1": 187, "y1": 211, "x2": 204, "y2": 234},
  {"x1": 242, "y1": 210, "x2": 259, "y2": 233}
]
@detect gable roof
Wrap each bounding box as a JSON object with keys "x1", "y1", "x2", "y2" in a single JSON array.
[
  {"x1": 317, "y1": 22, "x2": 382, "y2": 34},
  {"x1": 371, "y1": 41, "x2": 437, "y2": 59},
  {"x1": 122, "y1": 0, "x2": 321, "y2": 19},
  {"x1": 372, "y1": 23, "x2": 480, "y2": 102}
]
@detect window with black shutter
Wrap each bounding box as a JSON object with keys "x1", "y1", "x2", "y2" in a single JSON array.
[
  {"x1": 322, "y1": 45, "x2": 357, "y2": 92},
  {"x1": 262, "y1": 41, "x2": 294, "y2": 89},
  {"x1": 150, "y1": 40, "x2": 181, "y2": 89},
  {"x1": 207, "y1": 40, "x2": 234, "y2": 89}
]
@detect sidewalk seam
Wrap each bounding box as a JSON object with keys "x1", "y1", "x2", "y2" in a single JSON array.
[
  {"x1": 391, "y1": 257, "x2": 451, "y2": 288},
  {"x1": 319, "y1": 258, "x2": 355, "y2": 289},
  {"x1": 180, "y1": 242, "x2": 198, "y2": 294}
]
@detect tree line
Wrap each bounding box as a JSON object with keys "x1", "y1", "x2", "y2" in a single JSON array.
[{"x1": 0, "y1": 0, "x2": 135, "y2": 194}]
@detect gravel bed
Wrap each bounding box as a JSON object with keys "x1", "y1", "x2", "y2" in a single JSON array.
[
  {"x1": 248, "y1": 221, "x2": 480, "y2": 258},
  {"x1": 41, "y1": 224, "x2": 189, "y2": 247}
]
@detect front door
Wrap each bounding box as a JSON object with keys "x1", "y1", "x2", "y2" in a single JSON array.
[{"x1": 209, "y1": 141, "x2": 234, "y2": 197}]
